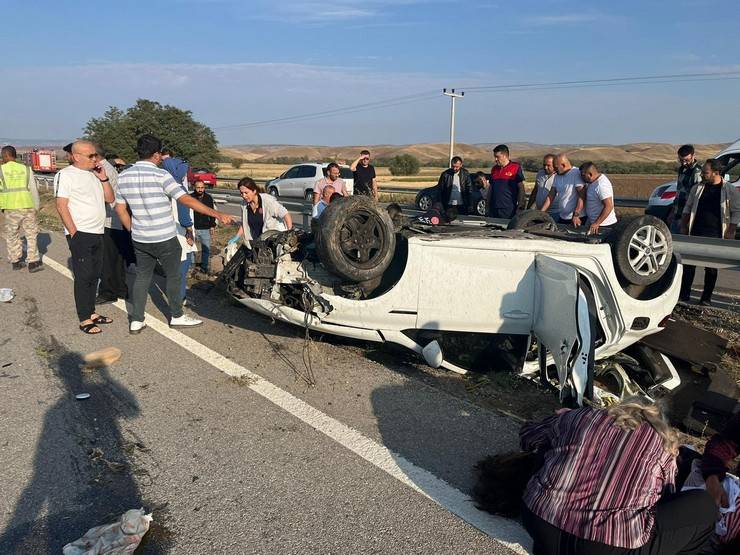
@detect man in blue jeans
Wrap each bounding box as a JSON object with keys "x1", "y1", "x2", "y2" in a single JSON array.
[
  {"x1": 189, "y1": 180, "x2": 215, "y2": 273},
  {"x1": 114, "y1": 134, "x2": 235, "y2": 334}
]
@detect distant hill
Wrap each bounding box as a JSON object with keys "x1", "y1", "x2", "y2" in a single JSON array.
[{"x1": 223, "y1": 142, "x2": 729, "y2": 164}]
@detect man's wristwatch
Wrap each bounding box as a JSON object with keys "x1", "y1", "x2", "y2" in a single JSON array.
[{"x1": 100, "y1": 178, "x2": 110, "y2": 182}]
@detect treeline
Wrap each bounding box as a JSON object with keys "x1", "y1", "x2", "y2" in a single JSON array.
[{"x1": 229, "y1": 154, "x2": 678, "y2": 175}]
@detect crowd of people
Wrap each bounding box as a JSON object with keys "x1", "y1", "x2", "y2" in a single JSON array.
[
  {"x1": 1, "y1": 138, "x2": 739, "y2": 331},
  {"x1": 430, "y1": 142, "x2": 739, "y2": 304}
]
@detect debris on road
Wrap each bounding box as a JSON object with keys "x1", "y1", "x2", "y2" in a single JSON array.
[
  {"x1": 75, "y1": 393, "x2": 91, "y2": 400},
  {"x1": 641, "y1": 317, "x2": 728, "y2": 367},
  {"x1": 83, "y1": 347, "x2": 123, "y2": 369},
  {"x1": 0, "y1": 288, "x2": 14, "y2": 302},
  {"x1": 62, "y1": 508, "x2": 153, "y2": 555}
]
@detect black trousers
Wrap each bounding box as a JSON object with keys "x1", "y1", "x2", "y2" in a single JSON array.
[
  {"x1": 522, "y1": 490, "x2": 716, "y2": 555},
  {"x1": 99, "y1": 228, "x2": 129, "y2": 299},
  {"x1": 67, "y1": 231, "x2": 104, "y2": 322},
  {"x1": 680, "y1": 265, "x2": 718, "y2": 302}
]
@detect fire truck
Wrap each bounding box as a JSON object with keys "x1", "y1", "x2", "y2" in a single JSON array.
[{"x1": 22, "y1": 149, "x2": 57, "y2": 173}]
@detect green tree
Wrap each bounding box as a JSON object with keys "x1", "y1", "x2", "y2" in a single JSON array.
[
  {"x1": 389, "y1": 154, "x2": 420, "y2": 176},
  {"x1": 84, "y1": 99, "x2": 219, "y2": 169},
  {"x1": 231, "y1": 158, "x2": 244, "y2": 169}
]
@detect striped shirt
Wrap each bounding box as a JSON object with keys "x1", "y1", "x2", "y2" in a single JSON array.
[
  {"x1": 521, "y1": 407, "x2": 676, "y2": 549},
  {"x1": 115, "y1": 161, "x2": 186, "y2": 243}
]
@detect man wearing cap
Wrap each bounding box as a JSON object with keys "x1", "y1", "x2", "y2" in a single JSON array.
[{"x1": 1, "y1": 145, "x2": 42, "y2": 272}]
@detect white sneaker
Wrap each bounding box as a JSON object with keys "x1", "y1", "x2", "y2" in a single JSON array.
[
  {"x1": 170, "y1": 314, "x2": 203, "y2": 328},
  {"x1": 129, "y1": 321, "x2": 147, "y2": 335}
]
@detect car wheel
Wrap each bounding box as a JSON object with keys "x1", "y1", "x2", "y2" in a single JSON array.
[
  {"x1": 476, "y1": 198, "x2": 487, "y2": 217},
  {"x1": 268, "y1": 187, "x2": 279, "y2": 197},
  {"x1": 507, "y1": 209, "x2": 556, "y2": 230},
  {"x1": 316, "y1": 195, "x2": 396, "y2": 282},
  {"x1": 608, "y1": 215, "x2": 672, "y2": 286},
  {"x1": 417, "y1": 193, "x2": 433, "y2": 211},
  {"x1": 305, "y1": 190, "x2": 313, "y2": 202}
]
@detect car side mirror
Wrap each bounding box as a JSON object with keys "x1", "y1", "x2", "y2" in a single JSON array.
[{"x1": 422, "y1": 340, "x2": 443, "y2": 368}]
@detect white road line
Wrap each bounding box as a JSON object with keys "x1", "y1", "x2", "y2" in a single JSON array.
[{"x1": 43, "y1": 254, "x2": 532, "y2": 554}]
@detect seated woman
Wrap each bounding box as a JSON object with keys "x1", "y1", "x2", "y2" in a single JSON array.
[
  {"x1": 520, "y1": 397, "x2": 716, "y2": 555},
  {"x1": 231, "y1": 177, "x2": 293, "y2": 246}
]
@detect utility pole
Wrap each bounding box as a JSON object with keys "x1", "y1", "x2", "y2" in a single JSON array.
[{"x1": 443, "y1": 88, "x2": 464, "y2": 166}]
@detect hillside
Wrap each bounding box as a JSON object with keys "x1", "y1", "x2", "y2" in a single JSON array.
[{"x1": 223, "y1": 142, "x2": 729, "y2": 164}]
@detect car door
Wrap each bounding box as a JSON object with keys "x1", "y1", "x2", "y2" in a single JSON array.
[
  {"x1": 533, "y1": 254, "x2": 593, "y2": 405},
  {"x1": 278, "y1": 166, "x2": 301, "y2": 196},
  {"x1": 296, "y1": 165, "x2": 319, "y2": 199},
  {"x1": 416, "y1": 242, "x2": 536, "y2": 335}
]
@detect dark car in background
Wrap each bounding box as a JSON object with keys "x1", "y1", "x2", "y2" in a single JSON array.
[{"x1": 414, "y1": 176, "x2": 488, "y2": 216}]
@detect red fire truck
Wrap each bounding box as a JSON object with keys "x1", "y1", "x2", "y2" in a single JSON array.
[{"x1": 22, "y1": 149, "x2": 57, "y2": 173}]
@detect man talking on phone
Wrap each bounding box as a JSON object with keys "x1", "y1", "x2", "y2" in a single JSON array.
[
  {"x1": 55, "y1": 141, "x2": 116, "y2": 335},
  {"x1": 350, "y1": 149, "x2": 378, "y2": 200}
]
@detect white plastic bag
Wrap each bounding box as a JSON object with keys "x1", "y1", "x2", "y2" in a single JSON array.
[
  {"x1": 62, "y1": 508, "x2": 153, "y2": 555},
  {"x1": 0, "y1": 288, "x2": 14, "y2": 302}
]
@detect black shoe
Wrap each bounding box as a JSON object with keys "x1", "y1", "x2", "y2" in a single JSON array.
[
  {"x1": 12, "y1": 261, "x2": 25, "y2": 271},
  {"x1": 95, "y1": 295, "x2": 118, "y2": 305},
  {"x1": 698, "y1": 299, "x2": 712, "y2": 307},
  {"x1": 28, "y1": 261, "x2": 44, "y2": 273}
]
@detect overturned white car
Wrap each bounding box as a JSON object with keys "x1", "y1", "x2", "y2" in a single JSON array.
[{"x1": 221, "y1": 197, "x2": 682, "y2": 406}]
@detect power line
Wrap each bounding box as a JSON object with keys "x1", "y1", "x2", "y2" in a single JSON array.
[
  {"x1": 214, "y1": 90, "x2": 440, "y2": 131},
  {"x1": 214, "y1": 70, "x2": 740, "y2": 132},
  {"x1": 464, "y1": 70, "x2": 740, "y2": 91}
]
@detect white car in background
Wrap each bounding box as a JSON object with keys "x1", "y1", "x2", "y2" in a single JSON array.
[
  {"x1": 265, "y1": 163, "x2": 354, "y2": 201},
  {"x1": 646, "y1": 139, "x2": 740, "y2": 223}
]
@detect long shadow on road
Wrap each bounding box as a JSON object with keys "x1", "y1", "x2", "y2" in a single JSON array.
[{"x1": 0, "y1": 340, "x2": 170, "y2": 554}]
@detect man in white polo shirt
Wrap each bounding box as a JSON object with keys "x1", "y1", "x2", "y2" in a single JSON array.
[
  {"x1": 579, "y1": 161, "x2": 618, "y2": 234},
  {"x1": 540, "y1": 153, "x2": 585, "y2": 226},
  {"x1": 55, "y1": 140, "x2": 116, "y2": 334},
  {"x1": 114, "y1": 134, "x2": 235, "y2": 334}
]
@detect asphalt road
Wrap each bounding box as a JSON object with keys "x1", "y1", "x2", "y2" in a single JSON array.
[{"x1": 0, "y1": 231, "x2": 528, "y2": 554}]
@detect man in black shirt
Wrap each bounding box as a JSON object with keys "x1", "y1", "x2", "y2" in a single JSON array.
[
  {"x1": 679, "y1": 159, "x2": 729, "y2": 305},
  {"x1": 189, "y1": 180, "x2": 216, "y2": 273},
  {"x1": 350, "y1": 149, "x2": 378, "y2": 200}
]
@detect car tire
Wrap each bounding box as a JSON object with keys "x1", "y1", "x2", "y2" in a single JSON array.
[
  {"x1": 608, "y1": 215, "x2": 672, "y2": 286},
  {"x1": 268, "y1": 187, "x2": 279, "y2": 197},
  {"x1": 305, "y1": 190, "x2": 314, "y2": 202},
  {"x1": 316, "y1": 195, "x2": 396, "y2": 282},
  {"x1": 476, "y1": 198, "x2": 487, "y2": 217},
  {"x1": 507, "y1": 209, "x2": 556, "y2": 230},
  {"x1": 417, "y1": 193, "x2": 433, "y2": 211}
]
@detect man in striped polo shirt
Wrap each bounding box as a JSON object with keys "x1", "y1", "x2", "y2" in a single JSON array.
[{"x1": 114, "y1": 134, "x2": 235, "y2": 334}]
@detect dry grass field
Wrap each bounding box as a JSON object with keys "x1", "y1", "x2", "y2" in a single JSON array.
[{"x1": 215, "y1": 162, "x2": 673, "y2": 199}]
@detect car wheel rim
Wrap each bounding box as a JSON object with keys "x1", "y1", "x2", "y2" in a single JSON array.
[
  {"x1": 627, "y1": 225, "x2": 669, "y2": 276},
  {"x1": 339, "y1": 209, "x2": 388, "y2": 268},
  {"x1": 419, "y1": 195, "x2": 431, "y2": 210},
  {"x1": 477, "y1": 200, "x2": 486, "y2": 216},
  {"x1": 269, "y1": 189, "x2": 278, "y2": 197}
]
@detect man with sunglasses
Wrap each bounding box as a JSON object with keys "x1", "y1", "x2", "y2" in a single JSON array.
[{"x1": 55, "y1": 141, "x2": 116, "y2": 334}]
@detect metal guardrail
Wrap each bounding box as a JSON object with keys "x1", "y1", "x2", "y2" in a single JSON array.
[{"x1": 211, "y1": 192, "x2": 737, "y2": 269}]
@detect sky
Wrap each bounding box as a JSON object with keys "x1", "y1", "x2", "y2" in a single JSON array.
[{"x1": 1, "y1": 0, "x2": 739, "y2": 147}]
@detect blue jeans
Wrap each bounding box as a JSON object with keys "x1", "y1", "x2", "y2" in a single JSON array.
[
  {"x1": 195, "y1": 228, "x2": 211, "y2": 272},
  {"x1": 180, "y1": 252, "x2": 193, "y2": 302}
]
